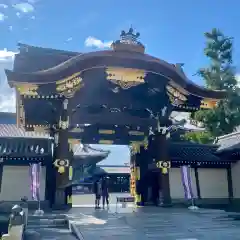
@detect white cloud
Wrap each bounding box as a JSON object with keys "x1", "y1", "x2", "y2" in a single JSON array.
[
  {"x1": 84, "y1": 37, "x2": 112, "y2": 49},
  {"x1": 236, "y1": 74, "x2": 240, "y2": 87},
  {"x1": 0, "y1": 49, "x2": 18, "y2": 112},
  {"x1": 0, "y1": 4, "x2": 8, "y2": 9},
  {"x1": 13, "y1": 2, "x2": 34, "y2": 13},
  {"x1": 0, "y1": 13, "x2": 7, "y2": 21}
]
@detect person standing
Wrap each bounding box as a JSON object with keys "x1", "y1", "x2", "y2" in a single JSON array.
[
  {"x1": 93, "y1": 179, "x2": 101, "y2": 209},
  {"x1": 101, "y1": 177, "x2": 109, "y2": 209}
]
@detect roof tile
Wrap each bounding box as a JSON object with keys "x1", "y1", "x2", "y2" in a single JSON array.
[
  {"x1": 0, "y1": 124, "x2": 49, "y2": 139},
  {"x1": 216, "y1": 132, "x2": 240, "y2": 151}
]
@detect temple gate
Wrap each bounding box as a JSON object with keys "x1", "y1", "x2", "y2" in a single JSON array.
[{"x1": 6, "y1": 28, "x2": 226, "y2": 207}]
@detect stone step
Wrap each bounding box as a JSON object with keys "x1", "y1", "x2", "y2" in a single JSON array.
[
  {"x1": 27, "y1": 215, "x2": 69, "y2": 229},
  {"x1": 24, "y1": 228, "x2": 76, "y2": 240}
]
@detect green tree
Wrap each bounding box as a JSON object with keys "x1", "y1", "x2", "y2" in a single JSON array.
[
  {"x1": 183, "y1": 131, "x2": 214, "y2": 144},
  {"x1": 191, "y1": 28, "x2": 240, "y2": 137}
]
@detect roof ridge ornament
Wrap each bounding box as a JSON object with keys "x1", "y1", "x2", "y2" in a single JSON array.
[
  {"x1": 111, "y1": 27, "x2": 145, "y2": 53},
  {"x1": 120, "y1": 27, "x2": 140, "y2": 45}
]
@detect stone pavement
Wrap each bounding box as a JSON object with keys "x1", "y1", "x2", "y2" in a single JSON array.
[
  {"x1": 26, "y1": 213, "x2": 77, "y2": 240},
  {"x1": 69, "y1": 204, "x2": 240, "y2": 239}
]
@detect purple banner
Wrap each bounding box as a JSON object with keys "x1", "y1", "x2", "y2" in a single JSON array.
[
  {"x1": 181, "y1": 165, "x2": 194, "y2": 200},
  {"x1": 29, "y1": 163, "x2": 41, "y2": 201}
]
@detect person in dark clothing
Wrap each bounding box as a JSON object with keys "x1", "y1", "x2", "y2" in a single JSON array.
[
  {"x1": 101, "y1": 177, "x2": 109, "y2": 209},
  {"x1": 93, "y1": 179, "x2": 101, "y2": 209}
]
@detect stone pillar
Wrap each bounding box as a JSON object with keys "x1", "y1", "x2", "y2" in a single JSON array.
[
  {"x1": 53, "y1": 99, "x2": 73, "y2": 208},
  {"x1": 155, "y1": 132, "x2": 172, "y2": 206}
]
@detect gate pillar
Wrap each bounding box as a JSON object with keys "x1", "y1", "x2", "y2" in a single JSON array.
[
  {"x1": 53, "y1": 99, "x2": 73, "y2": 208},
  {"x1": 155, "y1": 132, "x2": 172, "y2": 206}
]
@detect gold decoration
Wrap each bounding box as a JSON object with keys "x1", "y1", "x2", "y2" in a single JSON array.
[
  {"x1": 98, "y1": 140, "x2": 114, "y2": 144},
  {"x1": 111, "y1": 28, "x2": 145, "y2": 53},
  {"x1": 67, "y1": 195, "x2": 72, "y2": 204},
  {"x1": 56, "y1": 72, "x2": 83, "y2": 98},
  {"x1": 201, "y1": 99, "x2": 217, "y2": 109},
  {"x1": 33, "y1": 126, "x2": 49, "y2": 133},
  {"x1": 106, "y1": 67, "x2": 145, "y2": 89},
  {"x1": 166, "y1": 85, "x2": 187, "y2": 106},
  {"x1": 130, "y1": 141, "x2": 141, "y2": 154},
  {"x1": 69, "y1": 166, "x2": 73, "y2": 180},
  {"x1": 70, "y1": 128, "x2": 84, "y2": 133},
  {"x1": 54, "y1": 159, "x2": 69, "y2": 174},
  {"x1": 156, "y1": 161, "x2": 171, "y2": 174},
  {"x1": 16, "y1": 84, "x2": 39, "y2": 96},
  {"x1": 135, "y1": 167, "x2": 140, "y2": 180},
  {"x1": 18, "y1": 99, "x2": 25, "y2": 127},
  {"x1": 130, "y1": 138, "x2": 148, "y2": 154},
  {"x1": 135, "y1": 194, "x2": 141, "y2": 204},
  {"x1": 142, "y1": 136, "x2": 148, "y2": 150},
  {"x1": 59, "y1": 117, "x2": 69, "y2": 130},
  {"x1": 98, "y1": 129, "x2": 115, "y2": 134},
  {"x1": 128, "y1": 131, "x2": 144, "y2": 136}
]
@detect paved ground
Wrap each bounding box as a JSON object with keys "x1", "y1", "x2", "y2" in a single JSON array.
[
  {"x1": 71, "y1": 193, "x2": 240, "y2": 239},
  {"x1": 26, "y1": 214, "x2": 77, "y2": 240}
]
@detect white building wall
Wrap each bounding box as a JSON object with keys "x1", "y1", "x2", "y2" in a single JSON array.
[
  {"x1": 169, "y1": 167, "x2": 197, "y2": 199},
  {"x1": 198, "y1": 168, "x2": 228, "y2": 198},
  {"x1": 0, "y1": 165, "x2": 46, "y2": 201},
  {"x1": 231, "y1": 161, "x2": 240, "y2": 198}
]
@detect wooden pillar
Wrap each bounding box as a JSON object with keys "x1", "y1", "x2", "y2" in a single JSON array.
[
  {"x1": 194, "y1": 168, "x2": 201, "y2": 199},
  {"x1": 227, "y1": 166, "x2": 233, "y2": 201},
  {"x1": 139, "y1": 146, "x2": 148, "y2": 206},
  {"x1": 155, "y1": 132, "x2": 171, "y2": 206},
  {"x1": 135, "y1": 151, "x2": 141, "y2": 205},
  {"x1": 53, "y1": 99, "x2": 73, "y2": 208},
  {"x1": 132, "y1": 146, "x2": 149, "y2": 206},
  {"x1": 130, "y1": 154, "x2": 136, "y2": 197}
]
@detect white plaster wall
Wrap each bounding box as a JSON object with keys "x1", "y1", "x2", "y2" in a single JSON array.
[
  {"x1": 198, "y1": 168, "x2": 228, "y2": 198},
  {"x1": 169, "y1": 167, "x2": 197, "y2": 199},
  {"x1": 231, "y1": 161, "x2": 240, "y2": 198},
  {"x1": 0, "y1": 165, "x2": 46, "y2": 201}
]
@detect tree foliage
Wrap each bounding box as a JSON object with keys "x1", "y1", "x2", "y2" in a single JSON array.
[
  {"x1": 183, "y1": 131, "x2": 214, "y2": 144},
  {"x1": 191, "y1": 28, "x2": 240, "y2": 137}
]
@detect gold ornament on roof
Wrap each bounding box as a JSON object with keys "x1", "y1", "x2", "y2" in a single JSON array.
[
  {"x1": 56, "y1": 72, "x2": 83, "y2": 98},
  {"x1": 111, "y1": 28, "x2": 145, "y2": 53},
  {"x1": 16, "y1": 84, "x2": 39, "y2": 96},
  {"x1": 200, "y1": 99, "x2": 217, "y2": 109},
  {"x1": 106, "y1": 67, "x2": 145, "y2": 90},
  {"x1": 166, "y1": 85, "x2": 187, "y2": 106}
]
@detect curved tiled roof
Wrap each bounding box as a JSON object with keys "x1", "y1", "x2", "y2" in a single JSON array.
[
  {"x1": 17, "y1": 43, "x2": 79, "y2": 57},
  {"x1": 216, "y1": 131, "x2": 240, "y2": 152},
  {"x1": 170, "y1": 142, "x2": 220, "y2": 162},
  {"x1": 73, "y1": 144, "x2": 110, "y2": 157},
  {"x1": 0, "y1": 124, "x2": 110, "y2": 158},
  {"x1": 0, "y1": 124, "x2": 49, "y2": 138},
  {"x1": 6, "y1": 45, "x2": 226, "y2": 99}
]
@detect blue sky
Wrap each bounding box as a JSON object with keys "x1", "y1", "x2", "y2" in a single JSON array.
[{"x1": 0, "y1": 0, "x2": 239, "y2": 165}]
